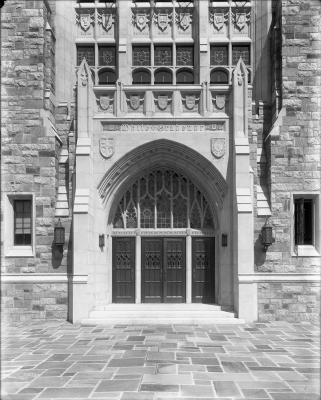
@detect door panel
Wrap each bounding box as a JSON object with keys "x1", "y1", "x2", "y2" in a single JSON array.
[
  {"x1": 142, "y1": 238, "x2": 163, "y2": 302},
  {"x1": 142, "y1": 237, "x2": 186, "y2": 303},
  {"x1": 192, "y1": 237, "x2": 215, "y2": 303},
  {"x1": 112, "y1": 237, "x2": 135, "y2": 303},
  {"x1": 164, "y1": 238, "x2": 186, "y2": 303}
]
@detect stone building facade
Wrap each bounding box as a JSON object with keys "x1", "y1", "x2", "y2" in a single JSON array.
[{"x1": 1, "y1": 0, "x2": 320, "y2": 324}]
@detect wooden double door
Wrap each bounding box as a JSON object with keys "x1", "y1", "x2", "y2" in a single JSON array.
[
  {"x1": 112, "y1": 236, "x2": 215, "y2": 304},
  {"x1": 142, "y1": 237, "x2": 186, "y2": 303}
]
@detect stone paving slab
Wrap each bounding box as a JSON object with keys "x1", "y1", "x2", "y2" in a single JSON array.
[{"x1": 1, "y1": 320, "x2": 320, "y2": 400}]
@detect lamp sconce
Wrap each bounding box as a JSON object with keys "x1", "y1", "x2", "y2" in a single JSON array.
[
  {"x1": 99, "y1": 234, "x2": 105, "y2": 248},
  {"x1": 261, "y1": 218, "x2": 273, "y2": 252},
  {"x1": 54, "y1": 219, "x2": 65, "y2": 246}
]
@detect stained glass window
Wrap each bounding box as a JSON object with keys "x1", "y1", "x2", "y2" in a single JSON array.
[
  {"x1": 77, "y1": 45, "x2": 95, "y2": 66},
  {"x1": 133, "y1": 46, "x2": 151, "y2": 66},
  {"x1": 154, "y1": 46, "x2": 172, "y2": 66},
  {"x1": 232, "y1": 45, "x2": 250, "y2": 65},
  {"x1": 210, "y1": 46, "x2": 228, "y2": 65},
  {"x1": 99, "y1": 46, "x2": 116, "y2": 66},
  {"x1": 113, "y1": 170, "x2": 214, "y2": 231},
  {"x1": 176, "y1": 46, "x2": 194, "y2": 66}
]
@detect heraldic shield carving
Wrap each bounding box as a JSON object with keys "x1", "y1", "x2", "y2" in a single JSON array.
[
  {"x1": 100, "y1": 138, "x2": 114, "y2": 159},
  {"x1": 157, "y1": 95, "x2": 168, "y2": 110},
  {"x1": 99, "y1": 96, "x2": 111, "y2": 111},
  {"x1": 156, "y1": 13, "x2": 170, "y2": 32},
  {"x1": 76, "y1": 11, "x2": 94, "y2": 32},
  {"x1": 185, "y1": 95, "x2": 196, "y2": 111},
  {"x1": 211, "y1": 138, "x2": 226, "y2": 159},
  {"x1": 214, "y1": 94, "x2": 226, "y2": 110},
  {"x1": 129, "y1": 95, "x2": 141, "y2": 110}
]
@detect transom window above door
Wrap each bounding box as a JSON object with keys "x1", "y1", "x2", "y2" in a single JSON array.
[{"x1": 113, "y1": 169, "x2": 214, "y2": 230}]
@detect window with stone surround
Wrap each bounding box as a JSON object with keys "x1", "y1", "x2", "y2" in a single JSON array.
[
  {"x1": 293, "y1": 195, "x2": 320, "y2": 257},
  {"x1": 98, "y1": 46, "x2": 116, "y2": 66},
  {"x1": 232, "y1": 45, "x2": 250, "y2": 65},
  {"x1": 5, "y1": 194, "x2": 35, "y2": 257}
]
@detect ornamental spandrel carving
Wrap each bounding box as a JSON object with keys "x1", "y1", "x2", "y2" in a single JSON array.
[
  {"x1": 153, "y1": 9, "x2": 172, "y2": 33},
  {"x1": 100, "y1": 138, "x2": 114, "y2": 159},
  {"x1": 97, "y1": 10, "x2": 115, "y2": 34},
  {"x1": 182, "y1": 93, "x2": 200, "y2": 112},
  {"x1": 176, "y1": 10, "x2": 192, "y2": 32},
  {"x1": 76, "y1": 9, "x2": 94, "y2": 33},
  {"x1": 209, "y1": 8, "x2": 229, "y2": 33},
  {"x1": 232, "y1": 8, "x2": 251, "y2": 34},
  {"x1": 132, "y1": 9, "x2": 150, "y2": 34},
  {"x1": 211, "y1": 138, "x2": 226, "y2": 159}
]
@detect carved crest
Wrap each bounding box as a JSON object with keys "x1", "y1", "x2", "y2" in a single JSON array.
[
  {"x1": 157, "y1": 95, "x2": 168, "y2": 110},
  {"x1": 100, "y1": 138, "x2": 114, "y2": 159},
  {"x1": 129, "y1": 95, "x2": 141, "y2": 110},
  {"x1": 157, "y1": 13, "x2": 170, "y2": 31},
  {"x1": 80, "y1": 70, "x2": 88, "y2": 87},
  {"x1": 80, "y1": 13, "x2": 92, "y2": 31},
  {"x1": 98, "y1": 12, "x2": 114, "y2": 32},
  {"x1": 99, "y1": 96, "x2": 111, "y2": 111},
  {"x1": 185, "y1": 95, "x2": 196, "y2": 111},
  {"x1": 233, "y1": 9, "x2": 251, "y2": 31},
  {"x1": 134, "y1": 12, "x2": 149, "y2": 31},
  {"x1": 211, "y1": 138, "x2": 225, "y2": 159},
  {"x1": 209, "y1": 9, "x2": 228, "y2": 31},
  {"x1": 177, "y1": 12, "x2": 191, "y2": 31},
  {"x1": 214, "y1": 94, "x2": 225, "y2": 110}
]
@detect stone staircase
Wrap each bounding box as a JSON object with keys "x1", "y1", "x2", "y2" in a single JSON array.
[{"x1": 82, "y1": 304, "x2": 245, "y2": 325}]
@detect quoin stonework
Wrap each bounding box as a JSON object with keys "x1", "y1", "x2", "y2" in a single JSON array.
[{"x1": 1, "y1": 0, "x2": 320, "y2": 324}]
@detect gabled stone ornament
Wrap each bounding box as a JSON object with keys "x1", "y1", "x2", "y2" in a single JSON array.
[
  {"x1": 233, "y1": 58, "x2": 248, "y2": 138},
  {"x1": 77, "y1": 58, "x2": 93, "y2": 87}
]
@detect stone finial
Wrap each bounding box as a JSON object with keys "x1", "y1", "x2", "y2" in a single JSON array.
[
  {"x1": 233, "y1": 58, "x2": 248, "y2": 138},
  {"x1": 77, "y1": 58, "x2": 93, "y2": 88}
]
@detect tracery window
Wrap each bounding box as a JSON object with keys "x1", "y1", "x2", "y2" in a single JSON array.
[
  {"x1": 154, "y1": 46, "x2": 172, "y2": 66},
  {"x1": 133, "y1": 46, "x2": 151, "y2": 66},
  {"x1": 113, "y1": 169, "x2": 214, "y2": 230}
]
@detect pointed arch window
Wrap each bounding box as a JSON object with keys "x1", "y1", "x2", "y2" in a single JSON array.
[{"x1": 113, "y1": 169, "x2": 214, "y2": 230}]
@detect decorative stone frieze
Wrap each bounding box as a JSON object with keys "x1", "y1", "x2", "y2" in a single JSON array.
[
  {"x1": 181, "y1": 93, "x2": 200, "y2": 112},
  {"x1": 97, "y1": 9, "x2": 115, "y2": 36},
  {"x1": 232, "y1": 8, "x2": 251, "y2": 36},
  {"x1": 153, "y1": 9, "x2": 173, "y2": 34},
  {"x1": 97, "y1": 95, "x2": 114, "y2": 113},
  {"x1": 76, "y1": 9, "x2": 94, "y2": 35},
  {"x1": 209, "y1": 8, "x2": 229, "y2": 34},
  {"x1": 132, "y1": 9, "x2": 150, "y2": 35}
]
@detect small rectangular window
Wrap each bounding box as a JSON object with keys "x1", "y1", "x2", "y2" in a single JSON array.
[
  {"x1": 154, "y1": 46, "x2": 172, "y2": 66},
  {"x1": 294, "y1": 198, "x2": 313, "y2": 245},
  {"x1": 77, "y1": 45, "x2": 95, "y2": 66},
  {"x1": 14, "y1": 199, "x2": 32, "y2": 246},
  {"x1": 98, "y1": 46, "x2": 116, "y2": 66},
  {"x1": 232, "y1": 45, "x2": 250, "y2": 65},
  {"x1": 133, "y1": 46, "x2": 151, "y2": 66},
  {"x1": 211, "y1": 45, "x2": 228, "y2": 66},
  {"x1": 176, "y1": 46, "x2": 194, "y2": 66}
]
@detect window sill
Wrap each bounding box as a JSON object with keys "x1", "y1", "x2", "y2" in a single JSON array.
[
  {"x1": 292, "y1": 245, "x2": 320, "y2": 258},
  {"x1": 6, "y1": 247, "x2": 34, "y2": 258}
]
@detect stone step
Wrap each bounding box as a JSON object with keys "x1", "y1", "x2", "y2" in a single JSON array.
[{"x1": 83, "y1": 304, "x2": 245, "y2": 325}]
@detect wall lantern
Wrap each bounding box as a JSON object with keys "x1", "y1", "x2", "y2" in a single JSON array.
[
  {"x1": 99, "y1": 234, "x2": 105, "y2": 248},
  {"x1": 261, "y1": 218, "x2": 273, "y2": 252},
  {"x1": 54, "y1": 219, "x2": 65, "y2": 246},
  {"x1": 222, "y1": 234, "x2": 228, "y2": 247}
]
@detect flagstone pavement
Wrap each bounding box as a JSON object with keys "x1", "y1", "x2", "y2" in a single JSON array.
[{"x1": 1, "y1": 320, "x2": 320, "y2": 400}]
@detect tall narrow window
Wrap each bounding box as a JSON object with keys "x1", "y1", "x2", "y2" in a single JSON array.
[
  {"x1": 294, "y1": 198, "x2": 313, "y2": 245},
  {"x1": 14, "y1": 199, "x2": 32, "y2": 245},
  {"x1": 98, "y1": 46, "x2": 116, "y2": 66},
  {"x1": 154, "y1": 46, "x2": 172, "y2": 66}
]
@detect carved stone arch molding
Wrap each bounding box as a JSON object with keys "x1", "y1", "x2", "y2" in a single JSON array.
[{"x1": 97, "y1": 140, "x2": 228, "y2": 226}]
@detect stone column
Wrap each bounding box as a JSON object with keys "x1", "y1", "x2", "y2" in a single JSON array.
[
  {"x1": 135, "y1": 234, "x2": 141, "y2": 303},
  {"x1": 186, "y1": 233, "x2": 192, "y2": 303}
]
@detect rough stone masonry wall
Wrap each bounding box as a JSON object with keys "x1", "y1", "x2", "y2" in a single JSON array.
[
  {"x1": 257, "y1": 0, "x2": 321, "y2": 322},
  {"x1": 1, "y1": 0, "x2": 68, "y2": 323}
]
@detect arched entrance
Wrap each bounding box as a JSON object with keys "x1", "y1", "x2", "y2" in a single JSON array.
[{"x1": 111, "y1": 168, "x2": 216, "y2": 304}]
